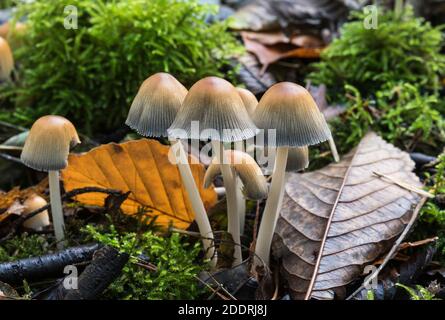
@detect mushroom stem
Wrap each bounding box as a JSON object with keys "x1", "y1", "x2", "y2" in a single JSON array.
[
  {"x1": 48, "y1": 170, "x2": 65, "y2": 250},
  {"x1": 172, "y1": 140, "x2": 216, "y2": 268},
  {"x1": 212, "y1": 141, "x2": 242, "y2": 265},
  {"x1": 253, "y1": 146, "x2": 289, "y2": 269},
  {"x1": 236, "y1": 177, "x2": 246, "y2": 234},
  {"x1": 328, "y1": 136, "x2": 340, "y2": 162}
]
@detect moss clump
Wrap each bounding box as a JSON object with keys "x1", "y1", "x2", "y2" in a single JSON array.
[
  {"x1": 1, "y1": 0, "x2": 243, "y2": 135},
  {"x1": 309, "y1": 6, "x2": 445, "y2": 100}
]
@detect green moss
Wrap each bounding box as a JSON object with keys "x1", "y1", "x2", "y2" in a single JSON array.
[
  {"x1": 0, "y1": 233, "x2": 51, "y2": 262},
  {"x1": 1, "y1": 0, "x2": 243, "y2": 135},
  {"x1": 83, "y1": 223, "x2": 208, "y2": 300}
]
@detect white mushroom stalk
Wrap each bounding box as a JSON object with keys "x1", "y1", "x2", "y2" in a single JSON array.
[
  {"x1": 169, "y1": 77, "x2": 258, "y2": 266},
  {"x1": 21, "y1": 115, "x2": 80, "y2": 250},
  {"x1": 252, "y1": 82, "x2": 333, "y2": 270},
  {"x1": 125, "y1": 73, "x2": 217, "y2": 267}
]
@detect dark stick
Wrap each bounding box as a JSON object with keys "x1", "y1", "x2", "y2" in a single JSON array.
[
  {"x1": 45, "y1": 246, "x2": 129, "y2": 300},
  {"x1": 0, "y1": 243, "x2": 101, "y2": 285}
]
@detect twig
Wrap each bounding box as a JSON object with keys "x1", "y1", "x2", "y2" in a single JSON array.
[
  {"x1": 373, "y1": 171, "x2": 434, "y2": 198},
  {"x1": 346, "y1": 196, "x2": 428, "y2": 300},
  {"x1": 0, "y1": 120, "x2": 27, "y2": 132}
]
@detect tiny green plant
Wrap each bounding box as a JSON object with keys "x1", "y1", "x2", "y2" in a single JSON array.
[
  {"x1": 0, "y1": 233, "x2": 50, "y2": 262},
  {"x1": 396, "y1": 283, "x2": 440, "y2": 300},
  {"x1": 309, "y1": 6, "x2": 445, "y2": 100},
  {"x1": 1, "y1": 0, "x2": 243, "y2": 135},
  {"x1": 83, "y1": 222, "x2": 208, "y2": 300}
]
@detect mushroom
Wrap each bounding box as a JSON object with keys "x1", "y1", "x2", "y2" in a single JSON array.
[
  {"x1": 252, "y1": 82, "x2": 333, "y2": 268},
  {"x1": 21, "y1": 115, "x2": 80, "y2": 249},
  {"x1": 234, "y1": 87, "x2": 259, "y2": 232},
  {"x1": 169, "y1": 76, "x2": 258, "y2": 265},
  {"x1": 204, "y1": 150, "x2": 268, "y2": 200},
  {"x1": 126, "y1": 72, "x2": 217, "y2": 267},
  {"x1": 22, "y1": 194, "x2": 50, "y2": 231},
  {"x1": 236, "y1": 87, "x2": 258, "y2": 116},
  {"x1": 0, "y1": 37, "x2": 13, "y2": 82}
]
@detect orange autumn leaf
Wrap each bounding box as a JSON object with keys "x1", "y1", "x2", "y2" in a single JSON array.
[{"x1": 61, "y1": 139, "x2": 217, "y2": 230}]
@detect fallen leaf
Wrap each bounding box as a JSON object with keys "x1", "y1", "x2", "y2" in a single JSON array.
[
  {"x1": 61, "y1": 139, "x2": 217, "y2": 229},
  {"x1": 272, "y1": 132, "x2": 423, "y2": 300},
  {"x1": 290, "y1": 34, "x2": 324, "y2": 48},
  {"x1": 241, "y1": 34, "x2": 324, "y2": 75},
  {"x1": 241, "y1": 31, "x2": 290, "y2": 45},
  {"x1": 230, "y1": 0, "x2": 353, "y2": 32},
  {"x1": 237, "y1": 53, "x2": 277, "y2": 94}
]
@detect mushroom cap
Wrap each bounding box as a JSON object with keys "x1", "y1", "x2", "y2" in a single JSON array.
[
  {"x1": 22, "y1": 194, "x2": 50, "y2": 231},
  {"x1": 236, "y1": 87, "x2": 258, "y2": 116},
  {"x1": 126, "y1": 73, "x2": 188, "y2": 137},
  {"x1": 253, "y1": 82, "x2": 332, "y2": 147},
  {"x1": 0, "y1": 37, "x2": 13, "y2": 81},
  {"x1": 21, "y1": 115, "x2": 80, "y2": 171},
  {"x1": 286, "y1": 146, "x2": 309, "y2": 171},
  {"x1": 168, "y1": 77, "x2": 258, "y2": 142},
  {"x1": 204, "y1": 150, "x2": 268, "y2": 200}
]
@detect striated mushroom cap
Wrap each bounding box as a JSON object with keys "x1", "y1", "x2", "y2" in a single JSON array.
[
  {"x1": 22, "y1": 194, "x2": 50, "y2": 231},
  {"x1": 21, "y1": 115, "x2": 80, "y2": 171},
  {"x1": 126, "y1": 73, "x2": 188, "y2": 137},
  {"x1": 286, "y1": 146, "x2": 309, "y2": 171},
  {"x1": 168, "y1": 77, "x2": 258, "y2": 142},
  {"x1": 236, "y1": 87, "x2": 258, "y2": 116},
  {"x1": 253, "y1": 82, "x2": 332, "y2": 147},
  {"x1": 0, "y1": 37, "x2": 13, "y2": 81},
  {"x1": 204, "y1": 150, "x2": 268, "y2": 200}
]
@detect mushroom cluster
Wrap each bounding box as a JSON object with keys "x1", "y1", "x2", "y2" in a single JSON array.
[{"x1": 19, "y1": 71, "x2": 337, "y2": 273}]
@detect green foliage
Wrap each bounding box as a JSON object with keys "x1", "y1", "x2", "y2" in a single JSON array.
[
  {"x1": 84, "y1": 223, "x2": 207, "y2": 300},
  {"x1": 310, "y1": 6, "x2": 445, "y2": 99},
  {"x1": 331, "y1": 83, "x2": 445, "y2": 153},
  {"x1": 396, "y1": 283, "x2": 440, "y2": 300},
  {"x1": 0, "y1": 233, "x2": 50, "y2": 262},
  {"x1": 2, "y1": 0, "x2": 243, "y2": 135}
]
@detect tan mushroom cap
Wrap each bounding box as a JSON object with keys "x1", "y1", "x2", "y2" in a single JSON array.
[
  {"x1": 0, "y1": 37, "x2": 13, "y2": 81},
  {"x1": 22, "y1": 194, "x2": 50, "y2": 231},
  {"x1": 253, "y1": 82, "x2": 332, "y2": 147},
  {"x1": 126, "y1": 72, "x2": 188, "y2": 137},
  {"x1": 21, "y1": 115, "x2": 80, "y2": 171},
  {"x1": 236, "y1": 87, "x2": 258, "y2": 116},
  {"x1": 168, "y1": 77, "x2": 258, "y2": 142},
  {"x1": 204, "y1": 150, "x2": 268, "y2": 200}
]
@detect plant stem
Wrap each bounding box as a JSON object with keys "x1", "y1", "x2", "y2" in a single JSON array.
[
  {"x1": 212, "y1": 141, "x2": 242, "y2": 265},
  {"x1": 48, "y1": 170, "x2": 65, "y2": 250},
  {"x1": 236, "y1": 176, "x2": 246, "y2": 235},
  {"x1": 253, "y1": 147, "x2": 289, "y2": 269},
  {"x1": 328, "y1": 137, "x2": 340, "y2": 162},
  {"x1": 173, "y1": 140, "x2": 216, "y2": 268}
]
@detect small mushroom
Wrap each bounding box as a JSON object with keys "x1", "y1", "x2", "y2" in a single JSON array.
[
  {"x1": 21, "y1": 115, "x2": 80, "y2": 249},
  {"x1": 0, "y1": 37, "x2": 13, "y2": 82},
  {"x1": 126, "y1": 73, "x2": 217, "y2": 267},
  {"x1": 22, "y1": 194, "x2": 50, "y2": 231},
  {"x1": 204, "y1": 150, "x2": 268, "y2": 235},
  {"x1": 252, "y1": 82, "x2": 334, "y2": 268},
  {"x1": 236, "y1": 87, "x2": 258, "y2": 116},
  {"x1": 204, "y1": 150, "x2": 268, "y2": 199},
  {"x1": 169, "y1": 77, "x2": 258, "y2": 265}
]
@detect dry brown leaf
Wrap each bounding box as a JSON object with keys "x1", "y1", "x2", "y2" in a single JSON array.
[
  {"x1": 241, "y1": 34, "x2": 324, "y2": 75},
  {"x1": 241, "y1": 31, "x2": 290, "y2": 46},
  {"x1": 272, "y1": 132, "x2": 423, "y2": 300},
  {"x1": 61, "y1": 139, "x2": 217, "y2": 229}
]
